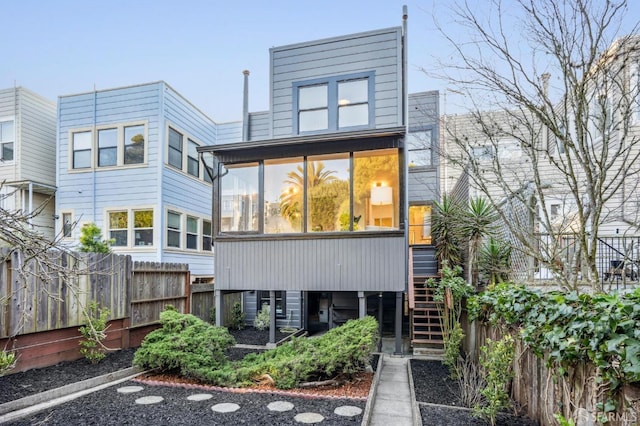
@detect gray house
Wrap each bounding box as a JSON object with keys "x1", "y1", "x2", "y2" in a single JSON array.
[{"x1": 200, "y1": 15, "x2": 439, "y2": 352}]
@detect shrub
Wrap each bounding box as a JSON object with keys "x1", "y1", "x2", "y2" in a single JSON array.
[
  {"x1": 133, "y1": 306, "x2": 236, "y2": 385},
  {"x1": 229, "y1": 301, "x2": 245, "y2": 330},
  {"x1": 0, "y1": 350, "x2": 16, "y2": 375},
  {"x1": 78, "y1": 301, "x2": 110, "y2": 364},
  {"x1": 236, "y1": 316, "x2": 379, "y2": 389},
  {"x1": 473, "y1": 335, "x2": 515, "y2": 426},
  {"x1": 78, "y1": 222, "x2": 112, "y2": 253},
  {"x1": 254, "y1": 304, "x2": 270, "y2": 330}
]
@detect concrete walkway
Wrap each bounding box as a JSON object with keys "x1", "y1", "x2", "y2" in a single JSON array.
[{"x1": 367, "y1": 355, "x2": 420, "y2": 426}]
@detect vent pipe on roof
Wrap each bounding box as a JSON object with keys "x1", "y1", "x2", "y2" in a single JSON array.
[{"x1": 242, "y1": 70, "x2": 250, "y2": 141}]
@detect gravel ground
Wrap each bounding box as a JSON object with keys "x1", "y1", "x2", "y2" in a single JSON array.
[{"x1": 411, "y1": 359, "x2": 539, "y2": 426}]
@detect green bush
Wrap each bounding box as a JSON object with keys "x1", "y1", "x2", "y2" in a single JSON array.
[
  {"x1": 236, "y1": 316, "x2": 379, "y2": 389},
  {"x1": 133, "y1": 306, "x2": 237, "y2": 385},
  {"x1": 0, "y1": 350, "x2": 16, "y2": 375},
  {"x1": 78, "y1": 301, "x2": 110, "y2": 364},
  {"x1": 254, "y1": 304, "x2": 270, "y2": 330},
  {"x1": 229, "y1": 301, "x2": 245, "y2": 330}
]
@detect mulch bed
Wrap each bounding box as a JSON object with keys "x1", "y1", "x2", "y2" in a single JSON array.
[{"x1": 411, "y1": 359, "x2": 539, "y2": 425}]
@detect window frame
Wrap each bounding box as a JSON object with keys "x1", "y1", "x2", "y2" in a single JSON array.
[
  {"x1": 257, "y1": 291, "x2": 287, "y2": 319},
  {"x1": 293, "y1": 71, "x2": 375, "y2": 134},
  {"x1": 407, "y1": 126, "x2": 435, "y2": 169},
  {"x1": 68, "y1": 121, "x2": 148, "y2": 172},
  {"x1": 104, "y1": 206, "x2": 155, "y2": 249},
  {"x1": 186, "y1": 215, "x2": 199, "y2": 250},
  {"x1": 164, "y1": 207, "x2": 215, "y2": 253},
  {"x1": 168, "y1": 127, "x2": 183, "y2": 170},
  {"x1": 0, "y1": 118, "x2": 15, "y2": 162},
  {"x1": 61, "y1": 211, "x2": 74, "y2": 239},
  {"x1": 71, "y1": 129, "x2": 93, "y2": 169},
  {"x1": 166, "y1": 124, "x2": 210, "y2": 183}
]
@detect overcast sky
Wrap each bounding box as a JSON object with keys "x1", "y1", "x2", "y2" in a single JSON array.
[{"x1": 4, "y1": 1, "x2": 639, "y2": 122}]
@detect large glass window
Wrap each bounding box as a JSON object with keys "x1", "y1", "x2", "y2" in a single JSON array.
[
  {"x1": 407, "y1": 130, "x2": 433, "y2": 167},
  {"x1": 168, "y1": 128, "x2": 183, "y2": 169},
  {"x1": 220, "y1": 163, "x2": 259, "y2": 232},
  {"x1": 338, "y1": 79, "x2": 369, "y2": 128},
  {"x1": 298, "y1": 85, "x2": 328, "y2": 132},
  {"x1": 98, "y1": 128, "x2": 117, "y2": 167},
  {"x1": 72, "y1": 131, "x2": 92, "y2": 169},
  {"x1": 306, "y1": 154, "x2": 350, "y2": 232},
  {"x1": 353, "y1": 149, "x2": 399, "y2": 231},
  {"x1": 408, "y1": 205, "x2": 432, "y2": 245},
  {"x1": 0, "y1": 120, "x2": 14, "y2": 161},
  {"x1": 264, "y1": 158, "x2": 304, "y2": 234},
  {"x1": 133, "y1": 210, "x2": 153, "y2": 246},
  {"x1": 124, "y1": 125, "x2": 145, "y2": 165},
  {"x1": 186, "y1": 216, "x2": 198, "y2": 249},
  {"x1": 187, "y1": 139, "x2": 199, "y2": 177},
  {"x1": 167, "y1": 211, "x2": 181, "y2": 248},
  {"x1": 109, "y1": 211, "x2": 128, "y2": 246}
]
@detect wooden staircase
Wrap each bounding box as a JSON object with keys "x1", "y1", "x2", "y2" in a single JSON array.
[{"x1": 408, "y1": 247, "x2": 444, "y2": 351}]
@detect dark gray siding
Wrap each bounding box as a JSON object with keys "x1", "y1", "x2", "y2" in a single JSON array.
[
  {"x1": 215, "y1": 235, "x2": 406, "y2": 292},
  {"x1": 408, "y1": 91, "x2": 439, "y2": 203},
  {"x1": 248, "y1": 111, "x2": 270, "y2": 140},
  {"x1": 270, "y1": 27, "x2": 403, "y2": 137},
  {"x1": 244, "y1": 291, "x2": 303, "y2": 328}
]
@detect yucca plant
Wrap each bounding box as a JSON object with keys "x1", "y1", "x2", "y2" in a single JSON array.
[
  {"x1": 479, "y1": 237, "x2": 511, "y2": 287},
  {"x1": 432, "y1": 193, "x2": 464, "y2": 266}
]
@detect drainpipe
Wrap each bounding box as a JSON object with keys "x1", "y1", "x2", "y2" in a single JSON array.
[
  {"x1": 242, "y1": 70, "x2": 250, "y2": 142},
  {"x1": 400, "y1": 4, "x2": 409, "y2": 357}
]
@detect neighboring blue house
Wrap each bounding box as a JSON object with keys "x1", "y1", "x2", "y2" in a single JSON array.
[
  {"x1": 56, "y1": 82, "x2": 217, "y2": 279},
  {"x1": 200, "y1": 10, "x2": 440, "y2": 353}
]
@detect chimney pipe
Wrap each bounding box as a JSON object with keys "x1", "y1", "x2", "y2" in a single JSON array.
[{"x1": 242, "y1": 70, "x2": 250, "y2": 141}]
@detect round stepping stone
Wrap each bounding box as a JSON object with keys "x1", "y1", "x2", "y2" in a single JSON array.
[
  {"x1": 135, "y1": 396, "x2": 164, "y2": 405},
  {"x1": 211, "y1": 403, "x2": 240, "y2": 413},
  {"x1": 187, "y1": 393, "x2": 213, "y2": 401},
  {"x1": 117, "y1": 386, "x2": 144, "y2": 394},
  {"x1": 294, "y1": 412, "x2": 325, "y2": 424},
  {"x1": 267, "y1": 401, "x2": 295, "y2": 412},
  {"x1": 334, "y1": 405, "x2": 363, "y2": 417}
]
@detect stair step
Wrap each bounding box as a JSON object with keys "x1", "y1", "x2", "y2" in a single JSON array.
[{"x1": 411, "y1": 339, "x2": 444, "y2": 345}]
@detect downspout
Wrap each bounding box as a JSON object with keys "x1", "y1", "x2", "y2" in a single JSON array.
[
  {"x1": 158, "y1": 83, "x2": 166, "y2": 261},
  {"x1": 397, "y1": 4, "x2": 409, "y2": 356},
  {"x1": 242, "y1": 70, "x2": 250, "y2": 142},
  {"x1": 92, "y1": 87, "x2": 97, "y2": 221}
]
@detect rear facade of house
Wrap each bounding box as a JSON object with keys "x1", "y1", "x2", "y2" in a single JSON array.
[{"x1": 201, "y1": 18, "x2": 439, "y2": 351}]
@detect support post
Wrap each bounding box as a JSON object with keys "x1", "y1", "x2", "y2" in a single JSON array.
[
  {"x1": 269, "y1": 290, "x2": 276, "y2": 344},
  {"x1": 394, "y1": 291, "x2": 403, "y2": 355},
  {"x1": 358, "y1": 291, "x2": 366, "y2": 318},
  {"x1": 377, "y1": 292, "x2": 383, "y2": 352},
  {"x1": 215, "y1": 289, "x2": 222, "y2": 327}
]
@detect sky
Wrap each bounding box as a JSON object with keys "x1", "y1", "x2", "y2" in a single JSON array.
[{"x1": 4, "y1": 1, "x2": 640, "y2": 123}]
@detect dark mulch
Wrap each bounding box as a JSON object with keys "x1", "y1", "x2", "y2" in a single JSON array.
[
  {"x1": 228, "y1": 327, "x2": 292, "y2": 345},
  {"x1": 411, "y1": 359, "x2": 539, "y2": 426}
]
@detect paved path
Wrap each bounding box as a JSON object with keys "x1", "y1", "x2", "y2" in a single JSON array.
[{"x1": 368, "y1": 355, "x2": 418, "y2": 426}]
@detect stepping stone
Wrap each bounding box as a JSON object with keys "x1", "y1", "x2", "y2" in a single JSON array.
[
  {"x1": 334, "y1": 405, "x2": 362, "y2": 417},
  {"x1": 187, "y1": 393, "x2": 213, "y2": 401},
  {"x1": 267, "y1": 401, "x2": 295, "y2": 412},
  {"x1": 211, "y1": 403, "x2": 240, "y2": 413},
  {"x1": 117, "y1": 386, "x2": 144, "y2": 394},
  {"x1": 135, "y1": 396, "x2": 164, "y2": 405},
  {"x1": 294, "y1": 412, "x2": 325, "y2": 424}
]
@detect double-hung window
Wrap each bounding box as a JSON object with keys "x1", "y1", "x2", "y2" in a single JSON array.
[
  {"x1": 133, "y1": 210, "x2": 153, "y2": 246},
  {"x1": 294, "y1": 72, "x2": 374, "y2": 134},
  {"x1": 0, "y1": 120, "x2": 14, "y2": 161},
  {"x1": 187, "y1": 139, "x2": 199, "y2": 177},
  {"x1": 186, "y1": 216, "x2": 198, "y2": 249},
  {"x1": 72, "y1": 131, "x2": 92, "y2": 169},
  {"x1": 202, "y1": 220, "x2": 212, "y2": 251},
  {"x1": 167, "y1": 210, "x2": 181, "y2": 248},
  {"x1": 108, "y1": 211, "x2": 128, "y2": 246},
  {"x1": 107, "y1": 208, "x2": 154, "y2": 247},
  {"x1": 98, "y1": 128, "x2": 117, "y2": 167},
  {"x1": 62, "y1": 212, "x2": 73, "y2": 238},
  {"x1": 168, "y1": 128, "x2": 183, "y2": 169},
  {"x1": 407, "y1": 128, "x2": 434, "y2": 168},
  {"x1": 124, "y1": 125, "x2": 145, "y2": 165}
]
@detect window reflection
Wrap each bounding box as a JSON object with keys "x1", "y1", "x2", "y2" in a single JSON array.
[
  {"x1": 306, "y1": 154, "x2": 349, "y2": 232},
  {"x1": 408, "y1": 205, "x2": 432, "y2": 245},
  {"x1": 353, "y1": 149, "x2": 399, "y2": 231},
  {"x1": 220, "y1": 163, "x2": 259, "y2": 232},
  {"x1": 264, "y1": 158, "x2": 304, "y2": 234}
]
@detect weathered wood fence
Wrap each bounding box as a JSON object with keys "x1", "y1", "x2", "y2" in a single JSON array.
[
  {"x1": 466, "y1": 321, "x2": 640, "y2": 425},
  {"x1": 0, "y1": 248, "x2": 218, "y2": 372}
]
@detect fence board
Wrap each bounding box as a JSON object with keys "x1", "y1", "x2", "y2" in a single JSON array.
[{"x1": 190, "y1": 283, "x2": 214, "y2": 322}]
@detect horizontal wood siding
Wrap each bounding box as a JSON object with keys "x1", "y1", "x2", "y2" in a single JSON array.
[
  {"x1": 408, "y1": 169, "x2": 439, "y2": 203},
  {"x1": 215, "y1": 235, "x2": 405, "y2": 292},
  {"x1": 216, "y1": 121, "x2": 242, "y2": 144},
  {"x1": 17, "y1": 88, "x2": 57, "y2": 185},
  {"x1": 57, "y1": 83, "x2": 163, "y2": 232},
  {"x1": 248, "y1": 111, "x2": 270, "y2": 140},
  {"x1": 271, "y1": 28, "x2": 403, "y2": 138}
]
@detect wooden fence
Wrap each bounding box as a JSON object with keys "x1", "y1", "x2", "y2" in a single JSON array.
[{"x1": 466, "y1": 321, "x2": 640, "y2": 425}]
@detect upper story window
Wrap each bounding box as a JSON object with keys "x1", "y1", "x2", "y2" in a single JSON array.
[
  {"x1": 630, "y1": 63, "x2": 640, "y2": 125},
  {"x1": 293, "y1": 72, "x2": 374, "y2": 134},
  {"x1": 167, "y1": 126, "x2": 210, "y2": 183},
  {"x1": 0, "y1": 120, "x2": 14, "y2": 162},
  {"x1": 407, "y1": 128, "x2": 434, "y2": 168},
  {"x1": 70, "y1": 122, "x2": 147, "y2": 170}
]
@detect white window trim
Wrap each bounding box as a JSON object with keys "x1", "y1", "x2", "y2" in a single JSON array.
[
  {"x1": 103, "y1": 206, "x2": 156, "y2": 250},
  {"x1": 67, "y1": 120, "x2": 148, "y2": 172},
  {"x1": 165, "y1": 123, "x2": 210, "y2": 184},
  {"x1": 60, "y1": 210, "x2": 75, "y2": 240},
  {"x1": 0, "y1": 116, "x2": 15, "y2": 164},
  {"x1": 164, "y1": 206, "x2": 214, "y2": 254}
]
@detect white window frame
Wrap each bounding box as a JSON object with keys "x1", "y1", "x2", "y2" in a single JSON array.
[
  {"x1": 104, "y1": 206, "x2": 155, "y2": 249},
  {"x1": 166, "y1": 124, "x2": 209, "y2": 183},
  {"x1": 630, "y1": 62, "x2": 640, "y2": 125},
  {"x1": 60, "y1": 210, "x2": 74, "y2": 239},
  {"x1": 164, "y1": 207, "x2": 214, "y2": 253},
  {"x1": 0, "y1": 117, "x2": 15, "y2": 163},
  {"x1": 68, "y1": 121, "x2": 148, "y2": 172}
]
